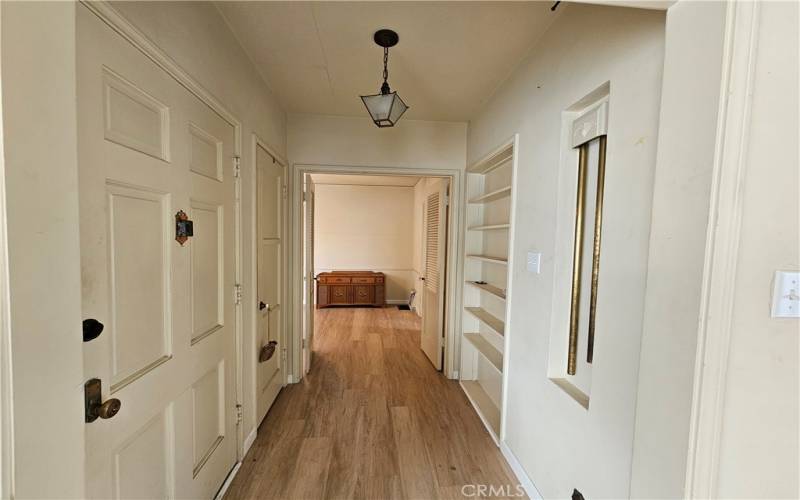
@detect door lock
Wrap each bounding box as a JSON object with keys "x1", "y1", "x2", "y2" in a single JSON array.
[
  {"x1": 82, "y1": 319, "x2": 104, "y2": 342},
  {"x1": 84, "y1": 378, "x2": 122, "y2": 422}
]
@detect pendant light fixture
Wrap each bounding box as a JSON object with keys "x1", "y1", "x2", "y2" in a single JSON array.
[{"x1": 360, "y1": 29, "x2": 408, "y2": 128}]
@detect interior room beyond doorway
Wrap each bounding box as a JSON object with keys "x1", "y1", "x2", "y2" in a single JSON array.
[{"x1": 303, "y1": 172, "x2": 452, "y2": 373}]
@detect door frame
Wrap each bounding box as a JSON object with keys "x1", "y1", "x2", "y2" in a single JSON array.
[
  {"x1": 249, "y1": 133, "x2": 289, "y2": 446},
  {"x1": 290, "y1": 164, "x2": 465, "y2": 381},
  {"x1": 79, "y1": 0, "x2": 248, "y2": 465}
]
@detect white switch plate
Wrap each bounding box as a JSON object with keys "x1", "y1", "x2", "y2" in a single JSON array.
[
  {"x1": 527, "y1": 252, "x2": 541, "y2": 274},
  {"x1": 771, "y1": 271, "x2": 800, "y2": 318}
]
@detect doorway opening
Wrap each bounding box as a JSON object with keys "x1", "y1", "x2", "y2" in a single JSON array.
[{"x1": 291, "y1": 166, "x2": 464, "y2": 382}]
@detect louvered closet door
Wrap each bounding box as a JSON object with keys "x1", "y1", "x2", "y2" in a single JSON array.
[
  {"x1": 78, "y1": 6, "x2": 237, "y2": 498},
  {"x1": 421, "y1": 181, "x2": 449, "y2": 370}
]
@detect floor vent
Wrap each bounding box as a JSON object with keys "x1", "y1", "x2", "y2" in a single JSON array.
[{"x1": 397, "y1": 304, "x2": 411, "y2": 311}]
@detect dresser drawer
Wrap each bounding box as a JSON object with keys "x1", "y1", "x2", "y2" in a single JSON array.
[
  {"x1": 320, "y1": 276, "x2": 350, "y2": 284},
  {"x1": 351, "y1": 277, "x2": 375, "y2": 284},
  {"x1": 329, "y1": 285, "x2": 350, "y2": 304},
  {"x1": 353, "y1": 285, "x2": 374, "y2": 304}
]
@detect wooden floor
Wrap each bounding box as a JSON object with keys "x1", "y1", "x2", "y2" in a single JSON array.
[{"x1": 225, "y1": 307, "x2": 522, "y2": 500}]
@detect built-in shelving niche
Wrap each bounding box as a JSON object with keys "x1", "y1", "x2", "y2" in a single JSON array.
[{"x1": 459, "y1": 135, "x2": 518, "y2": 442}]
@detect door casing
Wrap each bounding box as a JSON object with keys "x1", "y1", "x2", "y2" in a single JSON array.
[{"x1": 290, "y1": 164, "x2": 465, "y2": 381}]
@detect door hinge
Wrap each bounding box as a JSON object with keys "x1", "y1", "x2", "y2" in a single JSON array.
[
  {"x1": 282, "y1": 185, "x2": 288, "y2": 200},
  {"x1": 234, "y1": 284, "x2": 243, "y2": 305},
  {"x1": 233, "y1": 156, "x2": 241, "y2": 178},
  {"x1": 281, "y1": 347, "x2": 288, "y2": 363},
  {"x1": 235, "y1": 404, "x2": 243, "y2": 424}
]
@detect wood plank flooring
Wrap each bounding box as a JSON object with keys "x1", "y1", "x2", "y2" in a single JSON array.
[{"x1": 225, "y1": 307, "x2": 523, "y2": 500}]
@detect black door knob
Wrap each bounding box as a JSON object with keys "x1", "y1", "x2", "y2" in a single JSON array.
[{"x1": 83, "y1": 319, "x2": 104, "y2": 342}]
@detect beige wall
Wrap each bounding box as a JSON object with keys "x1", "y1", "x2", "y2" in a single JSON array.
[
  {"x1": 629, "y1": 1, "x2": 726, "y2": 497},
  {"x1": 715, "y1": 2, "x2": 798, "y2": 496},
  {"x1": 1, "y1": 2, "x2": 85, "y2": 497},
  {"x1": 467, "y1": 4, "x2": 665, "y2": 497},
  {"x1": 86, "y1": 1, "x2": 289, "y2": 454},
  {"x1": 288, "y1": 113, "x2": 466, "y2": 171},
  {"x1": 314, "y1": 183, "x2": 415, "y2": 302}
]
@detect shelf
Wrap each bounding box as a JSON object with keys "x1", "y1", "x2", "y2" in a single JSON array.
[
  {"x1": 469, "y1": 186, "x2": 512, "y2": 204},
  {"x1": 460, "y1": 380, "x2": 501, "y2": 437},
  {"x1": 465, "y1": 281, "x2": 506, "y2": 300},
  {"x1": 467, "y1": 147, "x2": 513, "y2": 175},
  {"x1": 468, "y1": 223, "x2": 510, "y2": 231},
  {"x1": 466, "y1": 254, "x2": 508, "y2": 266},
  {"x1": 465, "y1": 307, "x2": 505, "y2": 336},
  {"x1": 464, "y1": 333, "x2": 503, "y2": 372}
]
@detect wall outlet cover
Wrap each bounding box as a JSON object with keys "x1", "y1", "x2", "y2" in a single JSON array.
[
  {"x1": 527, "y1": 252, "x2": 541, "y2": 274},
  {"x1": 771, "y1": 270, "x2": 800, "y2": 318}
]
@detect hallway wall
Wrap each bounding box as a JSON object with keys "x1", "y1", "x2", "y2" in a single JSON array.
[
  {"x1": 314, "y1": 183, "x2": 415, "y2": 302},
  {"x1": 630, "y1": 1, "x2": 727, "y2": 497},
  {"x1": 466, "y1": 3, "x2": 665, "y2": 498},
  {"x1": 714, "y1": 3, "x2": 798, "y2": 496},
  {"x1": 288, "y1": 113, "x2": 466, "y2": 171}
]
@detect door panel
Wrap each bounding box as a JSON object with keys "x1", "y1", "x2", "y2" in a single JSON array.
[
  {"x1": 421, "y1": 181, "x2": 449, "y2": 370},
  {"x1": 256, "y1": 142, "x2": 284, "y2": 424},
  {"x1": 78, "y1": 6, "x2": 237, "y2": 498}
]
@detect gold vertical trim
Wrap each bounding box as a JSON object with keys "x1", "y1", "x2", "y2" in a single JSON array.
[
  {"x1": 568, "y1": 144, "x2": 589, "y2": 375},
  {"x1": 587, "y1": 136, "x2": 607, "y2": 364}
]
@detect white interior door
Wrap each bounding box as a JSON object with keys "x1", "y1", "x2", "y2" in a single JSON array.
[
  {"x1": 302, "y1": 176, "x2": 316, "y2": 375},
  {"x1": 421, "y1": 181, "x2": 449, "y2": 370},
  {"x1": 78, "y1": 6, "x2": 237, "y2": 498},
  {"x1": 256, "y1": 142, "x2": 285, "y2": 424}
]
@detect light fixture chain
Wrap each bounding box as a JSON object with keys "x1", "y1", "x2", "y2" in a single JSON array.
[{"x1": 383, "y1": 46, "x2": 389, "y2": 84}]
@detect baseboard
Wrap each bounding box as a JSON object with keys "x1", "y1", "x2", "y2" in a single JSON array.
[
  {"x1": 214, "y1": 461, "x2": 242, "y2": 500},
  {"x1": 386, "y1": 299, "x2": 409, "y2": 305},
  {"x1": 500, "y1": 441, "x2": 543, "y2": 500},
  {"x1": 243, "y1": 426, "x2": 257, "y2": 457}
]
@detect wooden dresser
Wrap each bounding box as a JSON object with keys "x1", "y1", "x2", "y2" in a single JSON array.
[{"x1": 316, "y1": 271, "x2": 385, "y2": 308}]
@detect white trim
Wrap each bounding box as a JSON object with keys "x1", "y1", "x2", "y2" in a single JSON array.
[
  {"x1": 291, "y1": 164, "x2": 465, "y2": 381},
  {"x1": 500, "y1": 133, "x2": 519, "y2": 442},
  {"x1": 684, "y1": 2, "x2": 760, "y2": 498},
  {"x1": 79, "y1": 0, "x2": 249, "y2": 465},
  {"x1": 242, "y1": 427, "x2": 257, "y2": 457},
  {"x1": 500, "y1": 441, "x2": 543, "y2": 500},
  {"x1": 0, "y1": 8, "x2": 16, "y2": 493},
  {"x1": 213, "y1": 461, "x2": 241, "y2": 500},
  {"x1": 386, "y1": 300, "x2": 410, "y2": 305}
]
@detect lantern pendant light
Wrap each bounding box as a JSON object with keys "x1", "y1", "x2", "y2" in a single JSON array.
[{"x1": 360, "y1": 29, "x2": 409, "y2": 128}]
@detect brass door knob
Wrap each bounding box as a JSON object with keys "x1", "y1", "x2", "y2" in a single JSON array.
[
  {"x1": 91, "y1": 398, "x2": 122, "y2": 420},
  {"x1": 84, "y1": 378, "x2": 122, "y2": 423}
]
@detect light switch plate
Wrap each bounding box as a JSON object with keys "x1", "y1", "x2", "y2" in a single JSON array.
[
  {"x1": 771, "y1": 271, "x2": 800, "y2": 318},
  {"x1": 527, "y1": 252, "x2": 541, "y2": 274}
]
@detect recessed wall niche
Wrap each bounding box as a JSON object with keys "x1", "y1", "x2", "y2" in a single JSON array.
[{"x1": 547, "y1": 82, "x2": 610, "y2": 409}]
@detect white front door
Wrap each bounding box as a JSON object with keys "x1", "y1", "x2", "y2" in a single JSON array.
[
  {"x1": 78, "y1": 6, "x2": 238, "y2": 498},
  {"x1": 256, "y1": 141, "x2": 285, "y2": 423},
  {"x1": 302, "y1": 176, "x2": 316, "y2": 375},
  {"x1": 421, "y1": 180, "x2": 449, "y2": 370}
]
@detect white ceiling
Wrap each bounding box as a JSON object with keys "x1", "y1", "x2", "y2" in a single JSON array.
[
  {"x1": 310, "y1": 174, "x2": 421, "y2": 187},
  {"x1": 216, "y1": 2, "x2": 559, "y2": 122}
]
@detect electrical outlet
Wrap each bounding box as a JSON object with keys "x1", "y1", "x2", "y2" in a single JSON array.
[
  {"x1": 527, "y1": 252, "x2": 541, "y2": 274},
  {"x1": 771, "y1": 271, "x2": 800, "y2": 318}
]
